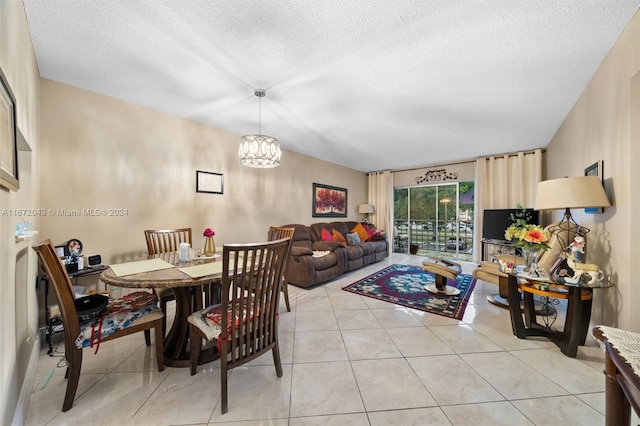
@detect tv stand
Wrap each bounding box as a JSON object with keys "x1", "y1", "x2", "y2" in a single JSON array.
[{"x1": 481, "y1": 238, "x2": 518, "y2": 262}]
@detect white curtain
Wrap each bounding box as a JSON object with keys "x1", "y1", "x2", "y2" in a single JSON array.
[
  {"x1": 474, "y1": 149, "x2": 543, "y2": 261},
  {"x1": 366, "y1": 171, "x2": 392, "y2": 241}
]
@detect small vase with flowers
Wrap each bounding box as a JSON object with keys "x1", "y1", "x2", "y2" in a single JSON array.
[
  {"x1": 504, "y1": 204, "x2": 551, "y2": 269},
  {"x1": 203, "y1": 228, "x2": 216, "y2": 257}
]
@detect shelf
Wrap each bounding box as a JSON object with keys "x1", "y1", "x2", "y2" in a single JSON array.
[{"x1": 15, "y1": 230, "x2": 38, "y2": 243}]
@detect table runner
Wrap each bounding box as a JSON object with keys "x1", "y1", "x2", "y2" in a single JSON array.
[
  {"x1": 178, "y1": 262, "x2": 224, "y2": 278},
  {"x1": 109, "y1": 258, "x2": 175, "y2": 277},
  {"x1": 597, "y1": 325, "x2": 640, "y2": 377}
]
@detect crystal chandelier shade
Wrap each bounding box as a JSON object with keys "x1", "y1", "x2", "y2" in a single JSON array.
[{"x1": 238, "y1": 89, "x2": 281, "y2": 168}]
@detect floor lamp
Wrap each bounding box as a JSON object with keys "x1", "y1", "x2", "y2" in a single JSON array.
[{"x1": 534, "y1": 176, "x2": 611, "y2": 251}]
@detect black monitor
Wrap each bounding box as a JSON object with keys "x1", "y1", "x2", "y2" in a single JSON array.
[{"x1": 482, "y1": 208, "x2": 539, "y2": 241}]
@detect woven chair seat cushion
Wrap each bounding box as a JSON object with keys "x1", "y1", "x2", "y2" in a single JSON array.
[
  {"x1": 188, "y1": 297, "x2": 257, "y2": 341},
  {"x1": 75, "y1": 291, "x2": 160, "y2": 349}
]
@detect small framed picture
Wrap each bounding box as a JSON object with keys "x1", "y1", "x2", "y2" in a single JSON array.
[
  {"x1": 55, "y1": 245, "x2": 67, "y2": 258},
  {"x1": 196, "y1": 170, "x2": 223, "y2": 194},
  {"x1": 549, "y1": 256, "x2": 565, "y2": 277},
  {"x1": 584, "y1": 160, "x2": 603, "y2": 213}
]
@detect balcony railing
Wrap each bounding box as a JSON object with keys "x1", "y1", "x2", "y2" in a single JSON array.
[{"x1": 394, "y1": 220, "x2": 473, "y2": 260}]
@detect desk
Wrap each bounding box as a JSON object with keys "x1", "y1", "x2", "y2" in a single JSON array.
[
  {"x1": 593, "y1": 326, "x2": 640, "y2": 426},
  {"x1": 101, "y1": 253, "x2": 222, "y2": 368},
  {"x1": 507, "y1": 272, "x2": 604, "y2": 357}
]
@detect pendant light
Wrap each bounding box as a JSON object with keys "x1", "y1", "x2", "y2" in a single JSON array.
[{"x1": 238, "y1": 89, "x2": 281, "y2": 168}]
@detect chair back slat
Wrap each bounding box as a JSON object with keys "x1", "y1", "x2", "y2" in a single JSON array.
[
  {"x1": 144, "y1": 228, "x2": 192, "y2": 255},
  {"x1": 220, "y1": 238, "x2": 290, "y2": 364},
  {"x1": 267, "y1": 226, "x2": 295, "y2": 242},
  {"x1": 33, "y1": 240, "x2": 82, "y2": 346}
]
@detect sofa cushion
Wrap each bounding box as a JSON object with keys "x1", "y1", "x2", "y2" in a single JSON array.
[
  {"x1": 310, "y1": 223, "x2": 333, "y2": 241},
  {"x1": 357, "y1": 242, "x2": 375, "y2": 255},
  {"x1": 313, "y1": 252, "x2": 339, "y2": 270},
  {"x1": 367, "y1": 239, "x2": 388, "y2": 253},
  {"x1": 344, "y1": 244, "x2": 364, "y2": 260},
  {"x1": 321, "y1": 228, "x2": 333, "y2": 241},
  {"x1": 351, "y1": 223, "x2": 371, "y2": 242},
  {"x1": 331, "y1": 222, "x2": 351, "y2": 237}
]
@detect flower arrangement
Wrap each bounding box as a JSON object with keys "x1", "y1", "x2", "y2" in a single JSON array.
[
  {"x1": 203, "y1": 228, "x2": 215, "y2": 237},
  {"x1": 504, "y1": 204, "x2": 551, "y2": 252}
]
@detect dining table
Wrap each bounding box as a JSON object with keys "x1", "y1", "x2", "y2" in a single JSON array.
[{"x1": 100, "y1": 252, "x2": 224, "y2": 368}]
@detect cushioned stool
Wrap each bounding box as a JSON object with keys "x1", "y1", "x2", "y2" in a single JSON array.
[{"x1": 422, "y1": 257, "x2": 462, "y2": 296}]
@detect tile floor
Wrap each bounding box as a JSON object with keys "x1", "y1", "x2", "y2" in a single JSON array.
[{"x1": 25, "y1": 253, "x2": 626, "y2": 425}]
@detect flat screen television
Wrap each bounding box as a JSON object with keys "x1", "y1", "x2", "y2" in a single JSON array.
[{"x1": 482, "y1": 208, "x2": 540, "y2": 241}]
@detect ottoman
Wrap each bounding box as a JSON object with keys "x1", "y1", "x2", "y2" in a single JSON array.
[{"x1": 422, "y1": 257, "x2": 462, "y2": 296}]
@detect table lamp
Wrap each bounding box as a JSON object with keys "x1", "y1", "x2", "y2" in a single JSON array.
[
  {"x1": 534, "y1": 176, "x2": 611, "y2": 247},
  {"x1": 358, "y1": 203, "x2": 375, "y2": 223}
]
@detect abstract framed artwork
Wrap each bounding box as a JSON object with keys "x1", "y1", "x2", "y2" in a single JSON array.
[
  {"x1": 312, "y1": 183, "x2": 347, "y2": 217},
  {"x1": 196, "y1": 170, "x2": 223, "y2": 194},
  {"x1": 0, "y1": 66, "x2": 18, "y2": 191},
  {"x1": 584, "y1": 160, "x2": 603, "y2": 213}
]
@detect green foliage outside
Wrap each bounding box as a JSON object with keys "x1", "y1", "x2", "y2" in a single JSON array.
[{"x1": 393, "y1": 182, "x2": 474, "y2": 224}]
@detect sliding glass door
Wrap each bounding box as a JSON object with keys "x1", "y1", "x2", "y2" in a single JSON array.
[{"x1": 394, "y1": 182, "x2": 474, "y2": 261}]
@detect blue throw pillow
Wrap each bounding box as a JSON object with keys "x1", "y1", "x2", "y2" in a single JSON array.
[{"x1": 346, "y1": 232, "x2": 361, "y2": 245}]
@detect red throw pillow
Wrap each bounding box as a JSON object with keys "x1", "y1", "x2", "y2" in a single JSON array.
[
  {"x1": 321, "y1": 228, "x2": 333, "y2": 241},
  {"x1": 333, "y1": 229, "x2": 347, "y2": 247},
  {"x1": 363, "y1": 224, "x2": 375, "y2": 239}
]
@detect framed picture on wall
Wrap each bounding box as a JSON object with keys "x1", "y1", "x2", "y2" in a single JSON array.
[
  {"x1": 312, "y1": 183, "x2": 347, "y2": 217},
  {"x1": 584, "y1": 160, "x2": 603, "y2": 213},
  {"x1": 196, "y1": 170, "x2": 223, "y2": 194},
  {"x1": 0, "y1": 66, "x2": 19, "y2": 191}
]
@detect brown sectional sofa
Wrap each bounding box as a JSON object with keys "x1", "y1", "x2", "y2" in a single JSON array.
[{"x1": 282, "y1": 221, "x2": 389, "y2": 288}]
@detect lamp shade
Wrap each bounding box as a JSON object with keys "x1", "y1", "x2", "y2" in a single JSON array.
[
  {"x1": 238, "y1": 89, "x2": 281, "y2": 168},
  {"x1": 238, "y1": 134, "x2": 281, "y2": 168},
  {"x1": 534, "y1": 176, "x2": 611, "y2": 210},
  {"x1": 358, "y1": 204, "x2": 375, "y2": 214}
]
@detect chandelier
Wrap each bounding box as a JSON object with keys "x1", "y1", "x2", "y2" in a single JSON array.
[{"x1": 238, "y1": 89, "x2": 281, "y2": 168}]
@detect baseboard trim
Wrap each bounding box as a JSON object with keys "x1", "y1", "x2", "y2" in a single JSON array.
[{"x1": 12, "y1": 338, "x2": 41, "y2": 426}]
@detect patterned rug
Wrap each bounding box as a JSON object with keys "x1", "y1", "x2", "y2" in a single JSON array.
[{"x1": 342, "y1": 264, "x2": 476, "y2": 320}]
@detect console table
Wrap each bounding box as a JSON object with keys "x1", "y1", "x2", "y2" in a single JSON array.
[{"x1": 506, "y1": 271, "x2": 609, "y2": 357}]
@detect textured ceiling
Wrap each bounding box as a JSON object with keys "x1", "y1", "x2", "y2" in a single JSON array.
[{"x1": 23, "y1": 0, "x2": 640, "y2": 172}]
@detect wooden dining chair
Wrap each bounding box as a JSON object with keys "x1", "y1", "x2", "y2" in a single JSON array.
[
  {"x1": 144, "y1": 228, "x2": 192, "y2": 332},
  {"x1": 267, "y1": 226, "x2": 295, "y2": 312},
  {"x1": 33, "y1": 240, "x2": 164, "y2": 412},
  {"x1": 187, "y1": 238, "x2": 290, "y2": 414}
]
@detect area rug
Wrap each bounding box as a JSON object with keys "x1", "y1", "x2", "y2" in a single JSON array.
[{"x1": 342, "y1": 264, "x2": 476, "y2": 320}]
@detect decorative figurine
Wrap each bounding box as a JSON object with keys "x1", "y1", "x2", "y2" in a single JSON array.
[{"x1": 568, "y1": 236, "x2": 586, "y2": 263}]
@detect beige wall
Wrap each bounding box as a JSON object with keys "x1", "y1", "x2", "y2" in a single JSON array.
[
  {"x1": 39, "y1": 79, "x2": 367, "y2": 266},
  {"x1": 546, "y1": 11, "x2": 640, "y2": 331},
  {"x1": 0, "y1": 1, "x2": 41, "y2": 424}
]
